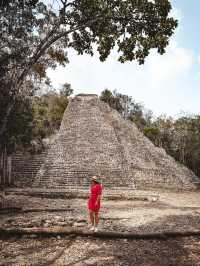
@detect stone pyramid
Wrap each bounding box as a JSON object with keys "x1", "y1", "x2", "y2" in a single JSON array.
[{"x1": 33, "y1": 94, "x2": 199, "y2": 189}]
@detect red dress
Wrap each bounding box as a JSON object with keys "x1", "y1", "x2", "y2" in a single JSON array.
[{"x1": 88, "y1": 183, "x2": 103, "y2": 212}]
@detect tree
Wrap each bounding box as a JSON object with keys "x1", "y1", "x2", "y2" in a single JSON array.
[
  {"x1": 100, "y1": 89, "x2": 123, "y2": 113},
  {"x1": 172, "y1": 116, "x2": 200, "y2": 176},
  {"x1": 0, "y1": 0, "x2": 178, "y2": 139},
  {"x1": 100, "y1": 89, "x2": 113, "y2": 103},
  {"x1": 152, "y1": 115, "x2": 174, "y2": 152},
  {"x1": 145, "y1": 114, "x2": 200, "y2": 179},
  {"x1": 0, "y1": 91, "x2": 34, "y2": 154},
  {"x1": 143, "y1": 127, "x2": 161, "y2": 146},
  {"x1": 32, "y1": 84, "x2": 73, "y2": 140},
  {"x1": 60, "y1": 82, "x2": 73, "y2": 97},
  {"x1": 113, "y1": 91, "x2": 133, "y2": 119},
  {"x1": 100, "y1": 89, "x2": 152, "y2": 131}
]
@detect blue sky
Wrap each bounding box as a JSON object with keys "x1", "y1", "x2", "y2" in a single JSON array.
[{"x1": 47, "y1": 0, "x2": 200, "y2": 118}]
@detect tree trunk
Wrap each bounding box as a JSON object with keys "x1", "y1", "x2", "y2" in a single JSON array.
[
  {"x1": 3, "y1": 147, "x2": 6, "y2": 185},
  {"x1": 8, "y1": 156, "x2": 12, "y2": 185},
  {"x1": 0, "y1": 146, "x2": 9, "y2": 186},
  {"x1": 0, "y1": 103, "x2": 14, "y2": 139},
  {"x1": 0, "y1": 153, "x2": 2, "y2": 186}
]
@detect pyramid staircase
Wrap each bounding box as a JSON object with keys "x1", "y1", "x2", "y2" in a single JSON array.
[{"x1": 30, "y1": 95, "x2": 199, "y2": 190}]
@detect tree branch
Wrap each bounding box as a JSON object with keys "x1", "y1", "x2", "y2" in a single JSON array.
[{"x1": 17, "y1": 14, "x2": 106, "y2": 86}]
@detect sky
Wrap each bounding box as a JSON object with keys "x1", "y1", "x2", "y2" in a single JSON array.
[{"x1": 47, "y1": 0, "x2": 200, "y2": 118}]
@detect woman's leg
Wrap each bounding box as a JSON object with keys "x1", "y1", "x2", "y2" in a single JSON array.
[
  {"x1": 94, "y1": 211, "x2": 99, "y2": 228},
  {"x1": 89, "y1": 210, "x2": 95, "y2": 227}
]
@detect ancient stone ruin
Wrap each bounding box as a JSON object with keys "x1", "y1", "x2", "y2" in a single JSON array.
[{"x1": 12, "y1": 94, "x2": 199, "y2": 190}]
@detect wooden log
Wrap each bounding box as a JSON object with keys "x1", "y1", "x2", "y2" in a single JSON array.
[
  {"x1": 1, "y1": 227, "x2": 200, "y2": 240},
  {"x1": 22, "y1": 208, "x2": 74, "y2": 213},
  {"x1": 0, "y1": 208, "x2": 73, "y2": 214},
  {"x1": 3, "y1": 189, "x2": 156, "y2": 201},
  {"x1": 0, "y1": 207, "x2": 22, "y2": 213}
]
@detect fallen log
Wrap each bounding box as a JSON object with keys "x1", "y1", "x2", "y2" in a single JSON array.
[
  {"x1": 22, "y1": 208, "x2": 74, "y2": 213},
  {"x1": 0, "y1": 207, "x2": 22, "y2": 214},
  {"x1": 0, "y1": 208, "x2": 73, "y2": 215},
  {"x1": 1, "y1": 227, "x2": 200, "y2": 240},
  {"x1": 5, "y1": 189, "x2": 158, "y2": 201}
]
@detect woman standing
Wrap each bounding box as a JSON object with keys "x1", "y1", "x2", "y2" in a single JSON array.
[{"x1": 88, "y1": 176, "x2": 103, "y2": 232}]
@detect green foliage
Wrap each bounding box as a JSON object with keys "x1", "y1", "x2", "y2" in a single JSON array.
[
  {"x1": 100, "y1": 89, "x2": 151, "y2": 129},
  {"x1": 32, "y1": 85, "x2": 73, "y2": 140},
  {"x1": 100, "y1": 89, "x2": 123, "y2": 114},
  {"x1": 60, "y1": 83, "x2": 73, "y2": 97},
  {"x1": 0, "y1": 0, "x2": 178, "y2": 138},
  {"x1": 100, "y1": 89, "x2": 113, "y2": 102},
  {"x1": 0, "y1": 81, "x2": 72, "y2": 154},
  {"x1": 100, "y1": 89, "x2": 200, "y2": 178},
  {"x1": 0, "y1": 91, "x2": 34, "y2": 154},
  {"x1": 172, "y1": 116, "x2": 200, "y2": 176},
  {"x1": 143, "y1": 127, "x2": 161, "y2": 146},
  {"x1": 147, "y1": 115, "x2": 200, "y2": 178}
]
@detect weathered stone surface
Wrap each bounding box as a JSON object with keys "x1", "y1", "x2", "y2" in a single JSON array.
[
  {"x1": 12, "y1": 95, "x2": 199, "y2": 189},
  {"x1": 11, "y1": 151, "x2": 47, "y2": 187}
]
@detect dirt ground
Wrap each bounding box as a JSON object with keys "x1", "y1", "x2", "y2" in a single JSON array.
[{"x1": 0, "y1": 189, "x2": 200, "y2": 265}]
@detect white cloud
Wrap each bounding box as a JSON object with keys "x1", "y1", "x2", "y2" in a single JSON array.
[
  {"x1": 197, "y1": 55, "x2": 200, "y2": 64},
  {"x1": 147, "y1": 41, "x2": 193, "y2": 85},
  {"x1": 47, "y1": 11, "x2": 196, "y2": 117}
]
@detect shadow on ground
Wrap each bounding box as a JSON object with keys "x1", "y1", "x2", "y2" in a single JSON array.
[
  {"x1": 1, "y1": 215, "x2": 200, "y2": 266},
  {"x1": 1, "y1": 235, "x2": 199, "y2": 266}
]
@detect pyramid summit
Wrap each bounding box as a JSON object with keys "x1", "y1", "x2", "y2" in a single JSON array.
[{"x1": 30, "y1": 94, "x2": 199, "y2": 190}]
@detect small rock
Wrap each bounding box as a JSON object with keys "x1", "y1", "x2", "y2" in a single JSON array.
[
  {"x1": 73, "y1": 222, "x2": 85, "y2": 227},
  {"x1": 43, "y1": 223, "x2": 50, "y2": 227},
  {"x1": 152, "y1": 197, "x2": 158, "y2": 202},
  {"x1": 5, "y1": 219, "x2": 13, "y2": 224},
  {"x1": 77, "y1": 218, "x2": 87, "y2": 223},
  {"x1": 45, "y1": 220, "x2": 52, "y2": 224},
  {"x1": 57, "y1": 222, "x2": 66, "y2": 226},
  {"x1": 54, "y1": 216, "x2": 62, "y2": 221}
]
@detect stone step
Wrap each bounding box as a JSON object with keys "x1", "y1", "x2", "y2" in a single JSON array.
[{"x1": 10, "y1": 95, "x2": 199, "y2": 190}]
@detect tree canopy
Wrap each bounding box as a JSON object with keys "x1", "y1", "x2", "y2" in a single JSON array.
[{"x1": 0, "y1": 0, "x2": 178, "y2": 139}]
